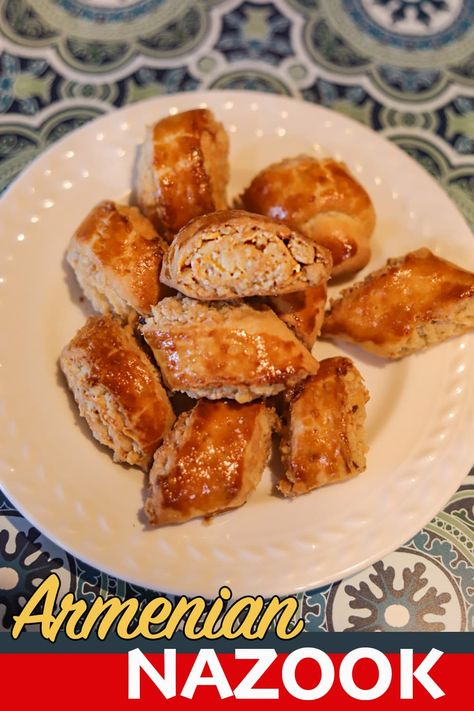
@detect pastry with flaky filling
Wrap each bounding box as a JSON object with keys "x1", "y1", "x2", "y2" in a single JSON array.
[
  {"x1": 322, "y1": 248, "x2": 474, "y2": 358},
  {"x1": 240, "y1": 156, "x2": 376, "y2": 277},
  {"x1": 140, "y1": 296, "x2": 319, "y2": 403},
  {"x1": 160, "y1": 209, "x2": 332, "y2": 300},
  {"x1": 279, "y1": 357, "x2": 369, "y2": 496},
  {"x1": 145, "y1": 399, "x2": 279, "y2": 525},
  {"x1": 60, "y1": 315, "x2": 175, "y2": 469},
  {"x1": 67, "y1": 200, "x2": 168, "y2": 320},
  {"x1": 136, "y1": 108, "x2": 229, "y2": 241}
]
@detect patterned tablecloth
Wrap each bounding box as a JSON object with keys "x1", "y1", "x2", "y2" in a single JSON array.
[{"x1": 0, "y1": 0, "x2": 473, "y2": 634}]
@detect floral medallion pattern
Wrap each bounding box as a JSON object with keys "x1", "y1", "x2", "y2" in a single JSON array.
[
  {"x1": 0, "y1": 0, "x2": 472, "y2": 219},
  {"x1": 1, "y1": 0, "x2": 473, "y2": 632}
]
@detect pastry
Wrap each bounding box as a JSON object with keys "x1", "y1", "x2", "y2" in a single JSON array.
[
  {"x1": 136, "y1": 108, "x2": 229, "y2": 241},
  {"x1": 140, "y1": 296, "x2": 319, "y2": 402},
  {"x1": 60, "y1": 315, "x2": 175, "y2": 469},
  {"x1": 240, "y1": 155, "x2": 376, "y2": 277},
  {"x1": 322, "y1": 248, "x2": 474, "y2": 358},
  {"x1": 67, "y1": 200, "x2": 168, "y2": 320},
  {"x1": 160, "y1": 209, "x2": 332, "y2": 300},
  {"x1": 265, "y1": 283, "x2": 327, "y2": 349},
  {"x1": 145, "y1": 399, "x2": 278, "y2": 525},
  {"x1": 279, "y1": 357, "x2": 369, "y2": 496}
]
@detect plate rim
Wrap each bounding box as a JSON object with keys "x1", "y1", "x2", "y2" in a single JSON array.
[
  {"x1": 0, "y1": 89, "x2": 473, "y2": 597},
  {"x1": 1, "y1": 89, "x2": 472, "y2": 237}
]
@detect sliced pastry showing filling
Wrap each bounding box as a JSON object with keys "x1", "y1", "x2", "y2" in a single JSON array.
[
  {"x1": 140, "y1": 296, "x2": 319, "y2": 403},
  {"x1": 136, "y1": 108, "x2": 229, "y2": 241},
  {"x1": 322, "y1": 248, "x2": 474, "y2": 359},
  {"x1": 160, "y1": 209, "x2": 332, "y2": 300},
  {"x1": 67, "y1": 200, "x2": 169, "y2": 320},
  {"x1": 145, "y1": 399, "x2": 279, "y2": 526},
  {"x1": 279, "y1": 357, "x2": 369, "y2": 497},
  {"x1": 60, "y1": 315, "x2": 175, "y2": 470},
  {"x1": 240, "y1": 155, "x2": 376, "y2": 277},
  {"x1": 265, "y1": 283, "x2": 327, "y2": 350}
]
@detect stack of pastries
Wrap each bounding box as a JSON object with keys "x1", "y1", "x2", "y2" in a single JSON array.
[{"x1": 60, "y1": 108, "x2": 474, "y2": 526}]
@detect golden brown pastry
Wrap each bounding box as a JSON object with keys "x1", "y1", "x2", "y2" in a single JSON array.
[
  {"x1": 240, "y1": 156, "x2": 376, "y2": 277},
  {"x1": 60, "y1": 315, "x2": 175, "y2": 469},
  {"x1": 136, "y1": 108, "x2": 229, "y2": 241},
  {"x1": 67, "y1": 200, "x2": 168, "y2": 320},
  {"x1": 145, "y1": 399, "x2": 279, "y2": 525},
  {"x1": 140, "y1": 296, "x2": 319, "y2": 402},
  {"x1": 279, "y1": 357, "x2": 369, "y2": 496},
  {"x1": 160, "y1": 209, "x2": 332, "y2": 300},
  {"x1": 322, "y1": 248, "x2": 474, "y2": 359},
  {"x1": 265, "y1": 283, "x2": 327, "y2": 349}
]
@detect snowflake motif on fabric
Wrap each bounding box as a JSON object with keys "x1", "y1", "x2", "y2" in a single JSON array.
[
  {"x1": 302, "y1": 79, "x2": 371, "y2": 125},
  {"x1": 445, "y1": 96, "x2": 474, "y2": 156},
  {"x1": 413, "y1": 529, "x2": 474, "y2": 630},
  {"x1": 0, "y1": 52, "x2": 53, "y2": 114},
  {"x1": 0, "y1": 527, "x2": 63, "y2": 628},
  {"x1": 373, "y1": 0, "x2": 450, "y2": 27},
  {"x1": 125, "y1": 66, "x2": 198, "y2": 103},
  {"x1": 344, "y1": 560, "x2": 450, "y2": 631},
  {"x1": 377, "y1": 65, "x2": 441, "y2": 93},
  {"x1": 215, "y1": 2, "x2": 293, "y2": 66},
  {"x1": 343, "y1": 0, "x2": 470, "y2": 47}
]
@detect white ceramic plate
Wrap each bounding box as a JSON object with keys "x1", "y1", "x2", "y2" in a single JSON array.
[{"x1": 0, "y1": 91, "x2": 473, "y2": 598}]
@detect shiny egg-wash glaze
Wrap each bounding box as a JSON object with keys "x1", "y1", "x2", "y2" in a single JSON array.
[
  {"x1": 67, "y1": 200, "x2": 169, "y2": 320},
  {"x1": 145, "y1": 399, "x2": 279, "y2": 525},
  {"x1": 240, "y1": 156, "x2": 376, "y2": 277},
  {"x1": 136, "y1": 109, "x2": 229, "y2": 241},
  {"x1": 265, "y1": 283, "x2": 327, "y2": 349},
  {"x1": 140, "y1": 297, "x2": 319, "y2": 403},
  {"x1": 280, "y1": 357, "x2": 369, "y2": 496},
  {"x1": 323, "y1": 248, "x2": 474, "y2": 358},
  {"x1": 60, "y1": 315, "x2": 175, "y2": 469}
]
